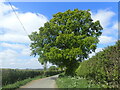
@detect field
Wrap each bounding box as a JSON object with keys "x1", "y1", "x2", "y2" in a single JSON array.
[{"x1": 1, "y1": 68, "x2": 62, "y2": 87}]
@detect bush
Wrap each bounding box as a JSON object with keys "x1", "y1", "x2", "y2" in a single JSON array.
[
  {"x1": 44, "y1": 70, "x2": 63, "y2": 76},
  {"x1": 48, "y1": 66, "x2": 58, "y2": 71},
  {"x1": 76, "y1": 40, "x2": 119, "y2": 88}
]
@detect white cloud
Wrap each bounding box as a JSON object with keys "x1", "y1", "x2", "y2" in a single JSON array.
[
  {"x1": 89, "y1": 48, "x2": 103, "y2": 58},
  {"x1": 102, "y1": 27, "x2": 117, "y2": 36},
  {"x1": 0, "y1": 49, "x2": 43, "y2": 69},
  {"x1": 0, "y1": 2, "x2": 48, "y2": 43},
  {"x1": 21, "y1": 48, "x2": 31, "y2": 56},
  {"x1": 102, "y1": 21, "x2": 118, "y2": 36},
  {"x1": 0, "y1": 33, "x2": 30, "y2": 43},
  {"x1": 12, "y1": 59, "x2": 52, "y2": 69},
  {"x1": 87, "y1": 9, "x2": 117, "y2": 59},
  {"x1": 91, "y1": 9, "x2": 117, "y2": 44},
  {"x1": 0, "y1": 49, "x2": 18, "y2": 61},
  {"x1": 0, "y1": 2, "x2": 18, "y2": 15},
  {"x1": 91, "y1": 9, "x2": 115, "y2": 28},
  {"x1": 0, "y1": 42, "x2": 27, "y2": 49},
  {"x1": 0, "y1": 12, "x2": 47, "y2": 35},
  {"x1": 0, "y1": 45, "x2": 52, "y2": 69},
  {"x1": 99, "y1": 35, "x2": 116, "y2": 44},
  {"x1": 0, "y1": 2, "x2": 49, "y2": 69},
  {"x1": 112, "y1": 22, "x2": 118, "y2": 30},
  {"x1": 95, "y1": 48, "x2": 103, "y2": 53}
]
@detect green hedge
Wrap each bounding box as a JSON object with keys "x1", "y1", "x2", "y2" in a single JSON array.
[
  {"x1": 44, "y1": 70, "x2": 63, "y2": 76},
  {"x1": 76, "y1": 40, "x2": 119, "y2": 88},
  {"x1": 2, "y1": 69, "x2": 44, "y2": 86},
  {"x1": 2, "y1": 69, "x2": 63, "y2": 86}
]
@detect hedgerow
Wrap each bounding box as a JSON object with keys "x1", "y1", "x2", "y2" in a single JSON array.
[
  {"x1": 2, "y1": 69, "x2": 62, "y2": 86},
  {"x1": 76, "y1": 40, "x2": 119, "y2": 88}
]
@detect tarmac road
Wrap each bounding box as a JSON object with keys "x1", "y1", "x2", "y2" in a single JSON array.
[{"x1": 19, "y1": 75, "x2": 58, "y2": 88}]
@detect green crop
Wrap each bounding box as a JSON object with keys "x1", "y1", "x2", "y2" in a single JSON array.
[{"x1": 2, "y1": 69, "x2": 63, "y2": 87}]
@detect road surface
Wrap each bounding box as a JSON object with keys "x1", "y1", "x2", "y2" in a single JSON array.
[{"x1": 19, "y1": 75, "x2": 58, "y2": 88}]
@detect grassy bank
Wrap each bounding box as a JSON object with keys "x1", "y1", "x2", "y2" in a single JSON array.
[
  {"x1": 2, "y1": 75, "x2": 46, "y2": 90},
  {"x1": 56, "y1": 76, "x2": 101, "y2": 88}
]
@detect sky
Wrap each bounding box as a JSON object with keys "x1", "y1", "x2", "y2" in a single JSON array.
[
  {"x1": 0, "y1": 2, "x2": 118, "y2": 69},
  {"x1": 0, "y1": 0, "x2": 119, "y2": 2}
]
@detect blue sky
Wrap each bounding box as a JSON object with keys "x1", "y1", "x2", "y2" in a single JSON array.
[
  {"x1": 11, "y1": 2, "x2": 118, "y2": 19},
  {"x1": 0, "y1": 2, "x2": 118, "y2": 69}
]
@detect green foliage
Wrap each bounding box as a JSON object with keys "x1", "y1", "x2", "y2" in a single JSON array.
[
  {"x1": 2, "y1": 69, "x2": 43, "y2": 86},
  {"x1": 76, "y1": 40, "x2": 120, "y2": 88},
  {"x1": 44, "y1": 70, "x2": 63, "y2": 77},
  {"x1": 2, "y1": 69, "x2": 63, "y2": 86},
  {"x1": 2, "y1": 75, "x2": 46, "y2": 90},
  {"x1": 2, "y1": 77, "x2": 33, "y2": 90},
  {"x1": 29, "y1": 9, "x2": 103, "y2": 75},
  {"x1": 56, "y1": 76, "x2": 101, "y2": 88},
  {"x1": 48, "y1": 66, "x2": 58, "y2": 71}
]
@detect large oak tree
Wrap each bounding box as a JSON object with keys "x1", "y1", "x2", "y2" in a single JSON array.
[{"x1": 29, "y1": 9, "x2": 103, "y2": 75}]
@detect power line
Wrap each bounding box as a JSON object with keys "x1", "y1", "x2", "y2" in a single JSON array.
[{"x1": 6, "y1": 0, "x2": 29, "y2": 37}]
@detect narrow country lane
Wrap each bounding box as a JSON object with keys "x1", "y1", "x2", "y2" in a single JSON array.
[{"x1": 18, "y1": 75, "x2": 58, "y2": 88}]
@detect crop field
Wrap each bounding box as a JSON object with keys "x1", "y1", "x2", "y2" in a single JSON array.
[
  {"x1": 2, "y1": 69, "x2": 44, "y2": 86},
  {"x1": 2, "y1": 68, "x2": 62, "y2": 87}
]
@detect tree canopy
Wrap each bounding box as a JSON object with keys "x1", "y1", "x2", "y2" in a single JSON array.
[{"x1": 29, "y1": 9, "x2": 103, "y2": 75}]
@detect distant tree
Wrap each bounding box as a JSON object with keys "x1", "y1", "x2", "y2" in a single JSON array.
[
  {"x1": 48, "y1": 66, "x2": 57, "y2": 71},
  {"x1": 29, "y1": 9, "x2": 103, "y2": 75}
]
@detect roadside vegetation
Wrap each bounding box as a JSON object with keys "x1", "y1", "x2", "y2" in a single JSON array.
[
  {"x1": 2, "y1": 69, "x2": 43, "y2": 86},
  {"x1": 2, "y1": 75, "x2": 45, "y2": 90},
  {"x1": 56, "y1": 75, "x2": 101, "y2": 88},
  {"x1": 2, "y1": 68, "x2": 63, "y2": 89},
  {"x1": 56, "y1": 41, "x2": 119, "y2": 88},
  {"x1": 75, "y1": 40, "x2": 119, "y2": 88}
]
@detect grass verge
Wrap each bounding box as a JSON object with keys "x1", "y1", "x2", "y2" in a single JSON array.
[
  {"x1": 56, "y1": 76, "x2": 102, "y2": 88},
  {"x1": 2, "y1": 75, "x2": 46, "y2": 90}
]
